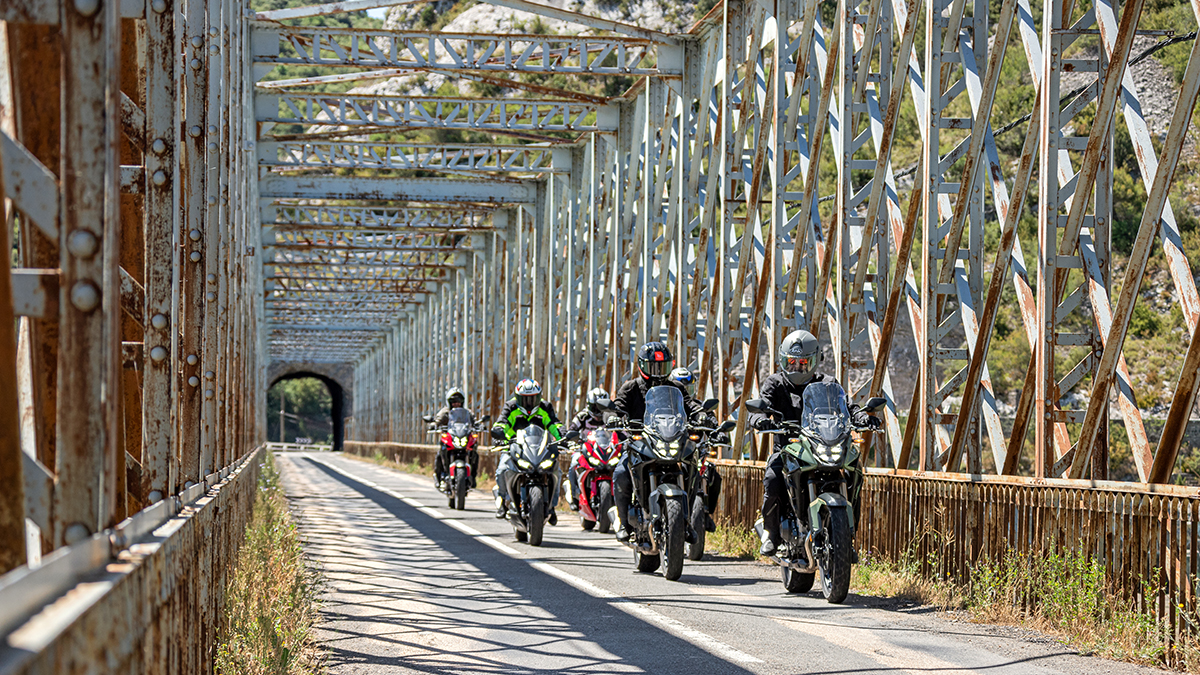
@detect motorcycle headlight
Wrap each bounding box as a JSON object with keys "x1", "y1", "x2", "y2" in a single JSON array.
[
  {"x1": 607, "y1": 454, "x2": 620, "y2": 466},
  {"x1": 813, "y1": 442, "x2": 846, "y2": 466},
  {"x1": 538, "y1": 458, "x2": 555, "y2": 469},
  {"x1": 517, "y1": 457, "x2": 532, "y2": 469},
  {"x1": 453, "y1": 436, "x2": 465, "y2": 448},
  {"x1": 654, "y1": 439, "x2": 680, "y2": 459}
]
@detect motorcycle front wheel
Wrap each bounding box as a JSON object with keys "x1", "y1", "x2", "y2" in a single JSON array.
[
  {"x1": 662, "y1": 498, "x2": 687, "y2": 581},
  {"x1": 527, "y1": 485, "x2": 546, "y2": 546},
  {"x1": 454, "y1": 472, "x2": 468, "y2": 510},
  {"x1": 686, "y1": 496, "x2": 706, "y2": 561},
  {"x1": 817, "y1": 507, "x2": 851, "y2": 603},
  {"x1": 597, "y1": 488, "x2": 613, "y2": 534}
]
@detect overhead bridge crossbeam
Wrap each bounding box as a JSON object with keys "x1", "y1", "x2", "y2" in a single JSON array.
[
  {"x1": 251, "y1": 25, "x2": 680, "y2": 76},
  {"x1": 259, "y1": 140, "x2": 567, "y2": 173}
]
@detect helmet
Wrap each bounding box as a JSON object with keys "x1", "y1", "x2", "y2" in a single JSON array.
[
  {"x1": 636, "y1": 341, "x2": 674, "y2": 382},
  {"x1": 514, "y1": 378, "x2": 542, "y2": 412},
  {"x1": 445, "y1": 387, "x2": 465, "y2": 407},
  {"x1": 669, "y1": 367, "x2": 695, "y2": 394},
  {"x1": 586, "y1": 387, "x2": 610, "y2": 414},
  {"x1": 778, "y1": 329, "x2": 821, "y2": 386}
]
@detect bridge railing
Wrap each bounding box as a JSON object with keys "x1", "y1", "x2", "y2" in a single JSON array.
[{"x1": 0, "y1": 446, "x2": 264, "y2": 675}]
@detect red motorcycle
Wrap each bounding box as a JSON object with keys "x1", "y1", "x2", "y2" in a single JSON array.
[
  {"x1": 437, "y1": 408, "x2": 481, "y2": 510},
  {"x1": 574, "y1": 429, "x2": 622, "y2": 532}
]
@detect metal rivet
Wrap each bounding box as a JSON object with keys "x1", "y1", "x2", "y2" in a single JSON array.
[
  {"x1": 206, "y1": 195, "x2": 217, "y2": 205},
  {"x1": 206, "y1": 274, "x2": 216, "y2": 284},
  {"x1": 204, "y1": 370, "x2": 215, "y2": 379},
  {"x1": 152, "y1": 170, "x2": 168, "y2": 186},
  {"x1": 188, "y1": 376, "x2": 200, "y2": 387},
  {"x1": 205, "y1": 389, "x2": 214, "y2": 399},
  {"x1": 190, "y1": 58, "x2": 201, "y2": 70},
  {"x1": 147, "y1": 490, "x2": 163, "y2": 503},
  {"x1": 74, "y1": 0, "x2": 100, "y2": 16},
  {"x1": 208, "y1": 142, "x2": 218, "y2": 151},
  {"x1": 150, "y1": 0, "x2": 165, "y2": 11},
  {"x1": 152, "y1": 138, "x2": 167, "y2": 154},
  {"x1": 206, "y1": 291, "x2": 216, "y2": 301},
  {"x1": 189, "y1": 229, "x2": 202, "y2": 241},
  {"x1": 70, "y1": 282, "x2": 100, "y2": 312},
  {"x1": 189, "y1": 126, "x2": 202, "y2": 138},
  {"x1": 150, "y1": 346, "x2": 168, "y2": 362},
  {"x1": 187, "y1": 354, "x2": 198, "y2": 366},
  {"x1": 208, "y1": 125, "x2": 217, "y2": 134},
  {"x1": 64, "y1": 523, "x2": 91, "y2": 545},
  {"x1": 209, "y1": 27, "x2": 218, "y2": 37},
  {"x1": 190, "y1": 251, "x2": 202, "y2": 262},
  {"x1": 191, "y1": 36, "x2": 203, "y2": 48},
  {"x1": 209, "y1": 44, "x2": 219, "y2": 54},
  {"x1": 66, "y1": 230, "x2": 98, "y2": 258},
  {"x1": 151, "y1": 313, "x2": 168, "y2": 329}
]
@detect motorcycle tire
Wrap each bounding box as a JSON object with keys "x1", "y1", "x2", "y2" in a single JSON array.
[
  {"x1": 528, "y1": 485, "x2": 546, "y2": 546},
  {"x1": 454, "y1": 473, "x2": 468, "y2": 511},
  {"x1": 446, "y1": 489, "x2": 455, "y2": 509},
  {"x1": 817, "y1": 507, "x2": 852, "y2": 603},
  {"x1": 662, "y1": 498, "x2": 687, "y2": 581},
  {"x1": 635, "y1": 548, "x2": 661, "y2": 573},
  {"x1": 581, "y1": 516, "x2": 595, "y2": 531},
  {"x1": 782, "y1": 565, "x2": 815, "y2": 593},
  {"x1": 514, "y1": 527, "x2": 527, "y2": 543},
  {"x1": 597, "y1": 490, "x2": 613, "y2": 534},
  {"x1": 686, "y1": 496, "x2": 706, "y2": 561}
]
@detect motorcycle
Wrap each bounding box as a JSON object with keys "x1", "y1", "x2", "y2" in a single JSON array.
[
  {"x1": 605, "y1": 386, "x2": 734, "y2": 581},
  {"x1": 745, "y1": 382, "x2": 884, "y2": 603},
  {"x1": 423, "y1": 410, "x2": 488, "y2": 511},
  {"x1": 491, "y1": 426, "x2": 579, "y2": 546},
  {"x1": 573, "y1": 429, "x2": 622, "y2": 533}
]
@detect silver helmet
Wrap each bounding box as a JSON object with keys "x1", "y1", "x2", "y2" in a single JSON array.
[{"x1": 778, "y1": 330, "x2": 821, "y2": 386}]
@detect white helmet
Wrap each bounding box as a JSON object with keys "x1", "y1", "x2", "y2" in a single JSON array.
[{"x1": 514, "y1": 378, "x2": 542, "y2": 412}]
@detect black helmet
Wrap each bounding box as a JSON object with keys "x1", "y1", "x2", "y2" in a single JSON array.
[
  {"x1": 778, "y1": 330, "x2": 821, "y2": 386},
  {"x1": 445, "y1": 387, "x2": 465, "y2": 407},
  {"x1": 637, "y1": 341, "x2": 674, "y2": 382}
]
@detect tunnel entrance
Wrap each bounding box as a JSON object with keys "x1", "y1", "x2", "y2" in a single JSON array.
[{"x1": 267, "y1": 373, "x2": 346, "y2": 452}]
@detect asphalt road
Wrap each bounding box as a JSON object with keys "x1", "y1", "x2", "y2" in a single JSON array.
[{"x1": 276, "y1": 452, "x2": 1170, "y2": 675}]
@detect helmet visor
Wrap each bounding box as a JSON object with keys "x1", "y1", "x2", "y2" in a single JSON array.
[
  {"x1": 782, "y1": 356, "x2": 812, "y2": 375},
  {"x1": 517, "y1": 393, "x2": 541, "y2": 411},
  {"x1": 640, "y1": 358, "x2": 673, "y2": 379}
]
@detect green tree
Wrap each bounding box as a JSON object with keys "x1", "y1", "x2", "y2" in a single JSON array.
[{"x1": 267, "y1": 377, "x2": 333, "y2": 444}]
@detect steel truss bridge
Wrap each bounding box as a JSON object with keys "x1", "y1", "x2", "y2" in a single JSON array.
[{"x1": 0, "y1": 0, "x2": 1199, "y2": 668}]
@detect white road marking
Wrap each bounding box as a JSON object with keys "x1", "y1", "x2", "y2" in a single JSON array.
[{"x1": 305, "y1": 454, "x2": 764, "y2": 666}]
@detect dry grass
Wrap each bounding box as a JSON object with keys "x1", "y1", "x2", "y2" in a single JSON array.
[
  {"x1": 216, "y1": 454, "x2": 323, "y2": 675},
  {"x1": 851, "y1": 551, "x2": 964, "y2": 609},
  {"x1": 705, "y1": 519, "x2": 761, "y2": 560}
]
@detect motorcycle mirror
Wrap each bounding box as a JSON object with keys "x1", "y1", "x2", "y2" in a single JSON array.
[
  {"x1": 421, "y1": 414, "x2": 433, "y2": 423},
  {"x1": 717, "y1": 420, "x2": 737, "y2": 433},
  {"x1": 743, "y1": 398, "x2": 769, "y2": 413},
  {"x1": 863, "y1": 397, "x2": 887, "y2": 414},
  {"x1": 562, "y1": 429, "x2": 580, "y2": 442},
  {"x1": 701, "y1": 398, "x2": 719, "y2": 412},
  {"x1": 479, "y1": 414, "x2": 491, "y2": 423},
  {"x1": 489, "y1": 427, "x2": 507, "y2": 441},
  {"x1": 596, "y1": 398, "x2": 617, "y2": 412}
]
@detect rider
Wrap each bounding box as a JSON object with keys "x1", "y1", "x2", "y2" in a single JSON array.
[
  {"x1": 491, "y1": 378, "x2": 564, "y2": 521},
  {"x1": 430, "y1": 387, "x2": 478, "y2": 489},
  {"x1": 671, "y1": 367, "x2": 722, "y2": 531},
  {"x1": 747, "y1": 329, "x2": 878, "y2": 556},
  {"x1": 611, "y1": 341, "x2": 711, "y2": 542},
  {"x1": 565, "y1": 387, "x2": 611, "y2": 511}
]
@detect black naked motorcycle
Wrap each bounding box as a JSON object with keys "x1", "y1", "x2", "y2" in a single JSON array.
[
  {"x1": 491, "y1": 426, "x2": 578, "y2": 546},
  {"x1": 746, "y1": 382, "x2": 884, "y2": 603},
  {"x1": 606, "y1": 387, "x2": 734, "y2": 581}
]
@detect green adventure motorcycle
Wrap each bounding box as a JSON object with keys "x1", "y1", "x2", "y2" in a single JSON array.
[{"x1": 746, "y1": 382, "x2": 884, "y2": 603}]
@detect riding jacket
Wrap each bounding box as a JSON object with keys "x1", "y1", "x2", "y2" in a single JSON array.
[{"x1": 492, "y1": 399, "x2": 563, "y2": 441}]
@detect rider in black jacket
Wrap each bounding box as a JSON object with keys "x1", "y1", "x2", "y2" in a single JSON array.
[
  {"x1": 565, "y1": 387, "x2": 611, "y2": 510},
  {"x1": 429, "y1": 387, "x2": 478, "y2": 488},
  {"x1": 611, "y1": 342, "x2": 712, "y2": 542}
]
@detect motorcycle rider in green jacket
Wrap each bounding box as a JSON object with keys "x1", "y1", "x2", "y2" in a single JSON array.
[{"x1": 491, "y1": 378, "x2": 564, "y2": 520}]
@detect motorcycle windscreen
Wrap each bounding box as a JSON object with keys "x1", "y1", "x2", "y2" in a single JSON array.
[
  {"x1": 448, "y1": 407, "x2": 472, "y2": 438},
  {"x1": 517, "y1": 425, "x2": 549, "y2": 464},
  {"x1": 589, "y1": 430, "x2": 613, "y2": 449},
  {"x1": 801, "y1": 382, "x2": 851, "y2": 446},
  {"x1": 644, "y1": 385, "x2": 687, "y2": 441}
]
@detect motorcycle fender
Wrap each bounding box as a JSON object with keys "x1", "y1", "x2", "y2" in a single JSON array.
[
  {"x1": 648, "y1": 484, "x2": 686, "y2": 519},
  {"x1": 808, "y1": 491, "x2": 852, "y2": 535},
  {"x1": 451, "y1": 460, "x2": 468, "y2": 477}
]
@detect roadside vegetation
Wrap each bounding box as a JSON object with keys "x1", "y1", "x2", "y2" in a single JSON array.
[{"x1": 216, "y1": 454, "x2": 323, "y2": 675}]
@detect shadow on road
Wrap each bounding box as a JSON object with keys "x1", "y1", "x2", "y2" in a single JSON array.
[{"x1": 299, "y1": 457, "x2": 761, "y2": 674}]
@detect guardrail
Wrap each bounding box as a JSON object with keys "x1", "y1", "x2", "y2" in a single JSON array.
[
  {"x1": 0, "y1": 446, "x2": 265, "y2": 675},
  {"x1": 343, "y1": 440, "x2": 1200, "y2": 633}
]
